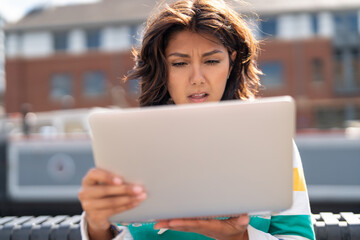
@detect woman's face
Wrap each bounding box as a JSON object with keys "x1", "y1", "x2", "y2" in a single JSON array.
[{"x1": 165, "y1": 30, "x2": 235, "y2": 104}]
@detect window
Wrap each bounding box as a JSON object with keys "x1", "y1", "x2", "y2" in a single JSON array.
[
  {"x1": 334, "y1": 49, "x2": 344, "y2": 89},
  {"x1": 334, "y1": 12, "x2": 359, "y2": 35},
  {"x1": 316, "y1": 107, "x2": 346, "y2": 128},
  {"x1": 86, "y1": 29, "x2": 101, "y2": 50},
  {"x1": 311, "y1": 14, "x2": 318, "y2": 35},
  {"x1": 53, "y1": 31, "x2": 68, "y2": 51},
  {"x1": 127, "y1": 79, "x2": 140, "y2": 96},
  {"x1": 260, "y1": 17, "x2": 277, "y2": 38},
  {"x1": 50, "y1": 73, "x2": 72, "y2": 99},
  {"x1": 83, "y1": 71, "x2": 106, "y2": 98},
  {"x1": 334, "y1": 48, "x2": 360, "y2": 92},
  {"x1": 130, "y1": 25, "x2": 142, "y2": 46},
  {"x1": 311, "y1": 58, "x2": 324, "y2": 84},
  {"x1": 260, "y1": 61, "x2": 284, "y2": 88},
  {"x1": 352, "y1": 48, "x2": 360, "y2": 88}
]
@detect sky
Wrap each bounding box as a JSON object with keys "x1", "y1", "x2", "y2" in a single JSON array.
[{"x1": 0, "y1": 0, "x2": 99, "y2": 23}]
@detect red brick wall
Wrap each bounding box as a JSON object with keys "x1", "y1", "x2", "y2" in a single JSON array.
[
  {"x1": 4, "y1": 38, "x2": 335, "y2": 128},
  {"x1": 258, "y1": 39, "x2": 297, "y2": 97},
  {"x1": 5, "y1": 58, "x2": 27, "y2": 113},
  {"x1": 5, "y1": 51, "x2": 137, "y2": 113},
  {"x1": 258, "y1": 38, "x2": 333, "y2": 100},
  {"x1": 256, "y1": 38, "x2": 334, "y2": 128}
]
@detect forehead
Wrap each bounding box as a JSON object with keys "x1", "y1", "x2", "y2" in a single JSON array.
[{"x1": 165, "y1": 30, "x2": 226, "y2": 54}]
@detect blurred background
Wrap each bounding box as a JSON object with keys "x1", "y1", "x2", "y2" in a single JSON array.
[{"x1": 0, "y1": 0, "x2": 359, "y2": 216}]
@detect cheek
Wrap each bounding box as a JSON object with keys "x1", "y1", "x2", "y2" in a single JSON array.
[
  {"x1": 168, "y1": 66, "x2": 190, "y2": 85},
  {"x1": 210, "y1": 66, "x2": 228, "y2": 85},
  {"x1": 167, "y1": 72, "x2": 183, "y2": 97},
  {"x1": 208, "y1": 65, "x2": 229, "y2": 97},
  {"x1": 167, "y1": 72, "x2": 177, "y2": 90}
]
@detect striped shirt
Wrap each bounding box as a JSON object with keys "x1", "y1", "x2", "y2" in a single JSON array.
[{"x1": 80, "y1": 142, "x2": 315, "y2": 240}]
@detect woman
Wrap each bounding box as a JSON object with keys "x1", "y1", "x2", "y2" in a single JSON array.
[{"x1": 79, "y1": 0, "x2": 315, "y2": 239}]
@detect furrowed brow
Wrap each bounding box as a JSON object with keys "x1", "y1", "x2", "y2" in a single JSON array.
[
  {"x1": 202, "y1": 49, "x2": 224, "y2": 57},
  {"x1": 167, "y1": 49, "x2": 224, "y2": 58},
  {"x1": 167, "y1": 52, "x2": 190, "y2": 58}
]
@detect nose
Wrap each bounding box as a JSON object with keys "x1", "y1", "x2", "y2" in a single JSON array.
[{"x1": 189, "y1": 65, "x2": 205, "y2": 85}]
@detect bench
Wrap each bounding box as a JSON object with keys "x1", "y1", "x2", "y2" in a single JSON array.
[{"x1": 1, "y1": 212, "x2": 360, "y2": 240}]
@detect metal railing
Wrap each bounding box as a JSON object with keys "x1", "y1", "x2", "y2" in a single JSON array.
[{"x1": 1, "y1": 212, "x2": 360, "y2": 240}]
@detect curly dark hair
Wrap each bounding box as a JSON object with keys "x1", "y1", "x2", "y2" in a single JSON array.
[{"x1": 124, "y1": 0, "x2": 262, "y2": 106}]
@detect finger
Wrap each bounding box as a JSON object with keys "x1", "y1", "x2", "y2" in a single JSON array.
[
  {"x1": 154, "y1": 220, "x2": 171, "y2": 229},
  {"x1": 155, "y1": 219, "x2": 212, "y2": 231},
  {"x1": 221, "y1": 215, "x2": 249, "y2": 232},
  {"x1": 155, "y1": 215, "x2": 249, "y2": 230},
  {"x1": 82, "y1": 193, "x2": 147, "y2": 211},
  {"x1": 154, "y1": 216, "x2": 250, "y2": 240},
  {"x1": 168, "y1": 219, "x2": 209, "y2": 230},
  {"x1": 79, "y1": 184, "x2": 145, "y2": 200},
  {"x1": 82, "y1": 168, "x2": 123, "y2": 186},
  {"x1": 235, "y1": 214, "x2": 250, "y2": 227},
  {"x1": 86, "y1": 202, "x2": 142, "y2": 229},
  {"x1": 165, "y1": 217, "x2": 248, "y2": 235}
]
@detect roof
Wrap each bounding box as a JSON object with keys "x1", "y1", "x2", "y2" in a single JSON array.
[
  {"x1": 4, "y1": 0, "x2": 155, "y2": 32},
  {"x1": 236, "y1": 0, "x2": 360, "y2": 15},
  {"x1": 5, "y1": 0, "x2": 360, "y2": 32}
]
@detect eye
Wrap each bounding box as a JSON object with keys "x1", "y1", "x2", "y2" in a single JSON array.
[
  {"x1": 205, "y1": 60, "x2": 220, "y2": 65},
  {"x1": 172, "y1": 62, "x2": 187, "y2": 67}
]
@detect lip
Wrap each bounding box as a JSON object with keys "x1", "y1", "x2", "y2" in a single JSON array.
[{"x1": 188, "y1": 92, "x2": 209, "y2": 103}]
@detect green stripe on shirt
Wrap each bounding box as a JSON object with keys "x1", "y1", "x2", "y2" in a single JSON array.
[
  {"x1": 269, "y1": 215, "x2": 315, "y2": 240},
  {"x1": 249, "y1": 215, "x2": 271, "y2": 232},
  {"x1": 128, "y1": 223, "x2": 214, "y2": 240}
]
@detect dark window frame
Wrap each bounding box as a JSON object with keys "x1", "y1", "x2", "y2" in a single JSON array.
[
  {"x1": 259, "y1": 61, "x2": 285, "y2": 89},
  {"x1": 50, "y1": 73, "x2": 73, "y2": 100},
  {"x1": 53, "y1": 31, "x2": 68, "y2": 52},
  {"x1": 311, "y1": 58, "x2": 324, "y2": 84},
  {"x1": 86, "y1": 29, "x2": 101, "y2": 50},
  {"x1": 83, "y1": 71, "x2": 107, "y2": 98},
  {"x1": 260, "y1": 16, "x2": 278, "y2": 38}
]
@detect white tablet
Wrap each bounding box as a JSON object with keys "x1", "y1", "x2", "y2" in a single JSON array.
[{"x1": 88, "y1": 96, "x2": 295, "y2": 223}]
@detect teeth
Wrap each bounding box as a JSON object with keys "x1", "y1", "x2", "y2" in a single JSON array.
[{"x1": 192, "y1": 93, "x2": 206, "y2": 97}]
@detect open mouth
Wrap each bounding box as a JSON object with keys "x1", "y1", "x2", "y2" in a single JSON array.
[{"x1": 188, "y1": 92, "x2": 209, "y2": 102}]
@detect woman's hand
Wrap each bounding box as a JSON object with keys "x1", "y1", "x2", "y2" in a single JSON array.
[
  {"x1": 154, "y1": 214, "x2": 249, "y2": 240},
  {"x1": 78, "y1": 168, "x2": 147, "y2": 240}
]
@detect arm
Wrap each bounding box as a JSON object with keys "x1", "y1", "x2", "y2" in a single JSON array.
[
  {"x1": 80, "y1": 212, "x2": 133, "y2": 240},
  {"x1": 266, "y1": 142, "x2": 315, "y2": 240},
  {"x1": 78, "y1": 168, "x2": 146, "y2": 240},
  {"x1": 154, "y1": 215, "x2": 249, "y2": 240},
  {"x1": 247, "y1": 142, "x2": 315, "y2": 240},
  {"x1": 154, "y1": 142, "x2": 315, "y2": 240}
]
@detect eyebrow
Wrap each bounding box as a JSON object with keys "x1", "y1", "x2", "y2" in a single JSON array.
[{"x1": 167, "y1": 49, "x2": 224, "y2": 58}]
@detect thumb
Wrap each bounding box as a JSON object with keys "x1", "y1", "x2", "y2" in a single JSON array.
[{"x1": 236, "y1": 214, "x2": 249, "y2": 228}]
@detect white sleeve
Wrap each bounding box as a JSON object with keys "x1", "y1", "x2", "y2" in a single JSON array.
[
  {"x1": 80, "y1": 212, "x2": 133, "y2": 240},
  {"x1": 246, "y1": 142, "x2": 314, "y2": 240},
  {"x1": 248, "y1": 225, "x2": 278, "y2": 239},
  {"x1": 248, "y1": 225, "x2": 310, "y2": 240}
]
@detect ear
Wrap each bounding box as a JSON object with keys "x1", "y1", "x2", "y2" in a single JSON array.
[{"x1": 228, "y1": 51, "x2": 237, "y2": 77}]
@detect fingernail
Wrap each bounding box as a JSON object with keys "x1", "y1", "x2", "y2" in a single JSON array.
[
  {"x1": 137, "y1": 192, "x2": 147, "y2": 200},
  {"x1": 133, "y1": 185, "x2": 143, "y2": 193},
  {"x1": 113, "y1": 177, "x2": 122, "y2": 185}
]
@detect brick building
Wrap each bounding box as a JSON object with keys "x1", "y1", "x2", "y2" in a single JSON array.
[
  {"x1": 0, "y1": 15, "x2": 5, "y2": 106},
  {"x1": 4, "y1": 0, "x2": 360, "y2": 128},
  {"x1": 4, "y1": 0, "x2": 150, "y2": 113}
]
